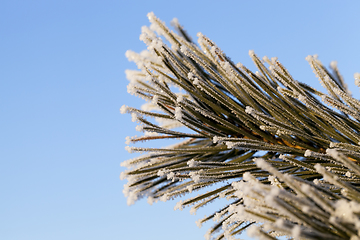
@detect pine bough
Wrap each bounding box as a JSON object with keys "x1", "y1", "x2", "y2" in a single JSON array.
[{"x1": 121, "y1": 12, "x2": 360, "y2": 240}]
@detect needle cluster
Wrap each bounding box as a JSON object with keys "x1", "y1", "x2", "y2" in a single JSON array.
[{"x1": 121, "y1": 12, "x2": 360, "y2": 240}]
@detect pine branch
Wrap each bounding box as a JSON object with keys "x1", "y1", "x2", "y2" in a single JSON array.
[{"x1": 121, "y1": 12, "x2": 360, "y2": 240}]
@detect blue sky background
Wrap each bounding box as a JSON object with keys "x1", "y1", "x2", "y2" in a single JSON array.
[{"x1": 1, "y1": 1, "x2": 359, "y2": 240}]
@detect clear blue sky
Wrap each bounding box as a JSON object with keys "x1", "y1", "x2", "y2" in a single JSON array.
[{"x1": 1, "y1": 1, "x2": 359, "y2": 240}]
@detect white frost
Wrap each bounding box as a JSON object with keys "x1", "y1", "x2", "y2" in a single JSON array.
[
  {"x1": 147, "y1": 12, "x2": 155, "y2": 21},
  {"x1": 291, "y1": 225, "x2": 301, "y2": 239},
  {"x1": 157, "y1": 169, "x2": 168, "y2": 177},
  {"x1": 245, "y1": 106, "x2": 254, "y2": 114},
  {"x1": 304, "y1": 149, "x2": 313, "y2": 157},
  {"x1": 213, "y1": 212, "x2": 222, "y2": 222},
  {"x1": 152, "y1": 95, "x2": 159, "y2": 105},
  {"x1": 355, "y1": 79, "x2": 360, "y2": 87},
  {"x1": 175, "y1": 107, "x2": 183, "y2": 120},
  {"x1": 305, "y1": 55, "x2": 313, "y2": 62},
  {"x1": 247, "y1": 225, "x2": 259, "y2": 238},
  {"x1": 195, "y1": 219, "x2": 203, "y2": 228},
  {"x1": 135, "y1": 125, "x2": 143, "y2": 132},
  {"x1": 131, "y1": 113, "x2": 138, "y2": 122},
  {"x1": 298, "y1": 95, "x2": 306, "y2": 103},
  {"x1": 147, "y1": 196, "x2": 155, "y2": 205},
  {"x1": 326, "y1": 148, "x2": 340, "y2": 159},
  {"x1": 119, "y1": 171, "x2": 127, "y2": 180},
  {"x1": 174, "y1": 200, "x2": 184, "y2": 211},
  {"x1": 126, "y1": 83, "x2": 136, "y2": 95},
  {"x1": 346, "y1": 171, "x2": 352, "y2": 178},
  {"x1": 167, "y1": 172, "x2": 175, "y2": 181},
  {"x1": 190, "y1": 207, "x2": 197, "y2": 215},
  {"x1": 189, "y1": 171, "x2": 201, "y2": 183},
  {"x1": 354, "y1": 73, "x2": 360, "y2": 87},
  {"x1": 120, "y1": 105, "x2": 128, "y2": 114},
  {"x1": 180, "y1": 45, "x2": 190, "y2": 55},
  {"x1": 176, "y1": 94, "x2": 184, "y2": 103},
  {"x1": 313, "y1": 179, "x2": 320, "y2": 185},
  {"x1": 125, "y1": 136, "x2": 132, "y2": 145},
  {"x1": 330, "y1": 61, "x2": 338, "y2": 69},
  {"x1": 170, "y1": 17, "x2": 179, "y2": 27},
  {"x1": 125, "y1": 146, "x2": 133, "y2": 153},
  {"x1": 187, "y1": 159, "x2": 198, "y2": 167},
  {"x1": 354, "y1": 72, "x2": 360, "y2": 80}
]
